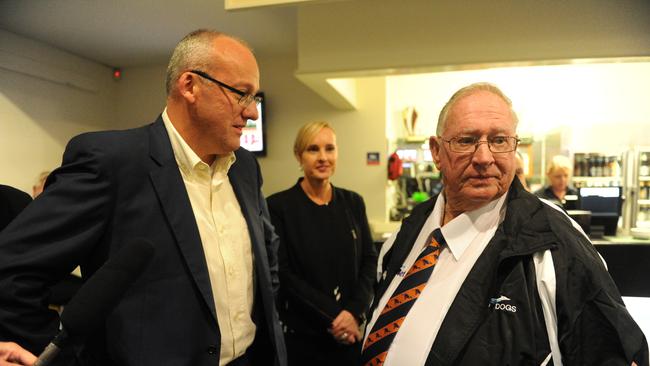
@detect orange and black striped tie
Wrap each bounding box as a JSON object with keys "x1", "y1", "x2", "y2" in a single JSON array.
[{"x1": 360, "y1": 228, "x2": 445, "y2": 366}]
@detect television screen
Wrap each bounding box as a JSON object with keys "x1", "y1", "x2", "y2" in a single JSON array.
[
  {"x1": 579, "y1": 186, "x2": 622, "y2": 217},
  {"x1": 579, "y1": 186, "x2": 622, "y2": 236},
  {"x1": 240, "y1": 92, "x2": 266, "y2": 156}
]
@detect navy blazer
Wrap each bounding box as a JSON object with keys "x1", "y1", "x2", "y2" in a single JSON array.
[{"x1": 0, "y1": 118, "x2": 287, "y2": 366}]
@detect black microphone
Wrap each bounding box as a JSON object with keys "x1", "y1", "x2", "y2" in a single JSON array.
[{"x1": 34, "y1": 239, "x2": 155, "y2": 366}]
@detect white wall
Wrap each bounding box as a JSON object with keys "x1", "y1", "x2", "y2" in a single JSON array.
[
  {"x1": 115, "y1": 65, "x2": 167, "y2": 130},
  {"x1": 386, "y1": 61, "x2": 650, "y2": 155},
  {"x1": 0, "y1": 30, "x2": 116, "y2": 194}
]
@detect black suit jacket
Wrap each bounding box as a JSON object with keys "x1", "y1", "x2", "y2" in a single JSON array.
[
  {"x1": 371, "y1": 179, "x2": 647, "y2": 365},
  {"x1": 0, "y1": 184, "x2": 31, "y2": 231},
  {"x1": 0, "y1": 118, "x2": 287, "y2": 366}
]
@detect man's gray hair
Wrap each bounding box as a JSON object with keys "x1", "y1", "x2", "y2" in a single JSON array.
[
  {"x1": 436, "y1": 82, "x2": 519, "y2": 136},
  {"x1": 164, "y1": 29, "x2": 252, "y2": 96}
]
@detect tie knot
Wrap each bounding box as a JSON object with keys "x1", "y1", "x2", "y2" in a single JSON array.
[{"x1": 429, "y1": 228, "x2": 446, "y2": 248}]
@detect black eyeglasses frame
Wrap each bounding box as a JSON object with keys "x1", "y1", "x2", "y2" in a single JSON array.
[{"x1": 188, "y1": 69, "x2": 261, "y2": 107}]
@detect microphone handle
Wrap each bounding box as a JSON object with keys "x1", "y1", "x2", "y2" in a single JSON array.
[
  {"x1": 34, "y1": 343, "x2": 61, "y2": 366},
  {"x1": 34, "y1": 329, "x2": 69, "y2": 366}
]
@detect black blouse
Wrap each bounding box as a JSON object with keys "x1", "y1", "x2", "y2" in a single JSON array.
[
  {"x1": 533, "y1": 185, "x2": 578, "y2": 206},
  {"x1": 267, "y1": 179, "x2": 377, "y2": 335}
]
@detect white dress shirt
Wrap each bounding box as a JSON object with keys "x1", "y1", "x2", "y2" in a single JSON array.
[
  {"x1": 163, "y1": 110, "x2": 255, "y2": 365},
  {"x1": 367, "y1": 192, "x2": 508, "y2": 366}
]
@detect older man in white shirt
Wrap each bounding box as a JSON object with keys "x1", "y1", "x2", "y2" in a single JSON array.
[{"x1": 363, "y1": 83, "x2": 647, "y2": 366}]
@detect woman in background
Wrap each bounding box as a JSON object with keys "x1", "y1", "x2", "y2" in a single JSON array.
[
  {"x1": 515, "y1": 151, "x2": 529, "y2": 191},
  {"x1": 267, "y1": 121, "x2": 377, "y2": 365},
  {"x1": 534, "y1": 155, "x2": 578, "y2": 206}
]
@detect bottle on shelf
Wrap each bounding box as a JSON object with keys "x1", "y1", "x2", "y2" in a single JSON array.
[
  {"x1": 588, "y1": 155, "x2": 596, "y2": 177},
  {"x1": 611, "y1": 156, "x2": 621, "y2": 178},
  {"x1": 581, "y1": 154, "x2": 589, "y2": 177},
  {"x1": 639, "y1": 207, "x2": 646, "y2": 224},
  {"x1": 602, "y1": 156, "x2": 611, "y2": 177},
  {"x1": 640, "y1": 152, "x2": 650, "y2": 177},
  {"x1": 597, "y1": 156, "x2": 605, "y2": 177},
  {"x1": 574, "y1": 153, "x2": 584, "y2": 177}
]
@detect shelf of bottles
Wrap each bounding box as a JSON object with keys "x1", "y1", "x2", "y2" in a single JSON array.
[
  {"x1": 572, "y1": 153, "x2": 623, "y2": 188},
  {"x1": 636, "y1": 151, "x2": 650, "y2": 226}
]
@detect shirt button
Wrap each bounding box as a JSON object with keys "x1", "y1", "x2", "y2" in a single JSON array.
[{"x1": 207, "y1": 345, "x2": 218, "y2": 355}]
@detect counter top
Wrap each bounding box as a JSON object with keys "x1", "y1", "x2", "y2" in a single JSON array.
[
  {"x1": 593, "y1": 242, "x2": 650, "y2": 297},
  {"x1": 592, "y1": 236, "x2": 650, "y2": 245},
  {"x1": 370, "y1": 220, "x2": 401, "y2": 243}
]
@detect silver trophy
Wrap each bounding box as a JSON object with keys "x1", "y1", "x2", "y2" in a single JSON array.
[{"x1": 402, "y1": 106, "x2": 418, "y2": 136}]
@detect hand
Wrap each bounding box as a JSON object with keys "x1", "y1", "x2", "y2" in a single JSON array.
[
  {"x1": 0, "y1": 342, "x2": 36, "y2": 366},
  {"x1": 329, "y1": 310, "x2": 361, "y2": 345}
]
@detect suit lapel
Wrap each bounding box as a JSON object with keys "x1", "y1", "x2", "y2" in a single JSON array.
[
  {"x1": 372, "y1": 200, "x2": 434, "y2": 312},
  {"x1": 147, "y1": 118, "x2": 218, "y2": 323},
  {"x1": 228, "y1": 153, "x2": 267, "y2": 283},
  {"x1": 228, "y1": 156, "x2": 261, "y2": 251},
  {"x1": 229, "y1": 153, "x2": 288, "y2": 361}
]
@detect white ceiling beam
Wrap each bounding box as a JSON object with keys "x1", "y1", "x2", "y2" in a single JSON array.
[{"x1": 225, "y1": 0, "x2": 323, "y2": 10}]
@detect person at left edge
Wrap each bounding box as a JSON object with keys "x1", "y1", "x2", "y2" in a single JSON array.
[
  {"x1": 0, "y1": 185, "x2": 31, "y2": 232},
  {"x1": 267, "y1": 121, "x2": 377, "y2": 365},
  {"x1": 0, "y1": 29, "x2": 287, "y2": 366}
]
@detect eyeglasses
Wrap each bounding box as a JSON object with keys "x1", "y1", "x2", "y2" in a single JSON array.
[
  {"x1": 189, "y1": 70, "x2": 261, "y2": 107},
  {"x1": 440, "y1": 136, "x2": 520, "y2": 153}
]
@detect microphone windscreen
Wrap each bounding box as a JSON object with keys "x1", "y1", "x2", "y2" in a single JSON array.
[{"x1": 60, "y1": 239, "x2": 154, "y2": 337}]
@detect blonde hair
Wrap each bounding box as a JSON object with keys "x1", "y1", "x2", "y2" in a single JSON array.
[
  {"x1": 546, "y1": 155, "x2": 573, "y2": 175},
  {"x1": 293, "y1": 121, "x2": 336, "y2": 158},
  {"x1": 436, "y1": 82, "x2": 519, "y2": 136}
]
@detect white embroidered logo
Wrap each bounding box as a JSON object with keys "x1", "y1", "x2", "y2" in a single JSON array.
[{"x1": 489, "y1": 295, "x2": 517, "y2": 313}]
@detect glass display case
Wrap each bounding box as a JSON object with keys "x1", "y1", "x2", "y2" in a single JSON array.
[
  {"x1": 573, "y1": 147, "x2": 650, "y2": 234},
  {"x1": 571, "y1": 152, "x2": 627, "y2": 236},
  {"x1": 632, "y1": 147, "x2": 650, "y2": 229}
]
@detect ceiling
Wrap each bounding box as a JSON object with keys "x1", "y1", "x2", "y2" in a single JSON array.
[{"x1": 0, "y1": 0, "x2": 298, "y2": 68}]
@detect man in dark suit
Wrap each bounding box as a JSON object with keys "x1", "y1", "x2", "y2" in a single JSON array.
[
  {"x1": 0, "y1": 184, "x2": 31, "y2": 232},
  {"x1": 0, "y1": 29, "x2": 287, "y2": 366}
]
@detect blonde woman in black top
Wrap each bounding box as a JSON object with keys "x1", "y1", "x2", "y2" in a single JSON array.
[
  {"x1": 534, "y1": 155, "x2": 578, "y2": 207},
  {"x1": 267, "y1": 121, "x2": 377, "y2": 365}
]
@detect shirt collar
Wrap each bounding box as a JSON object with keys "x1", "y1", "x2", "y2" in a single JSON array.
[
  {"x1": 429, "y1": 191, "x2": 508, "y2": 261},
  {"x1": 162, "y1": 108, "x2": 236, "y2": 176}
]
